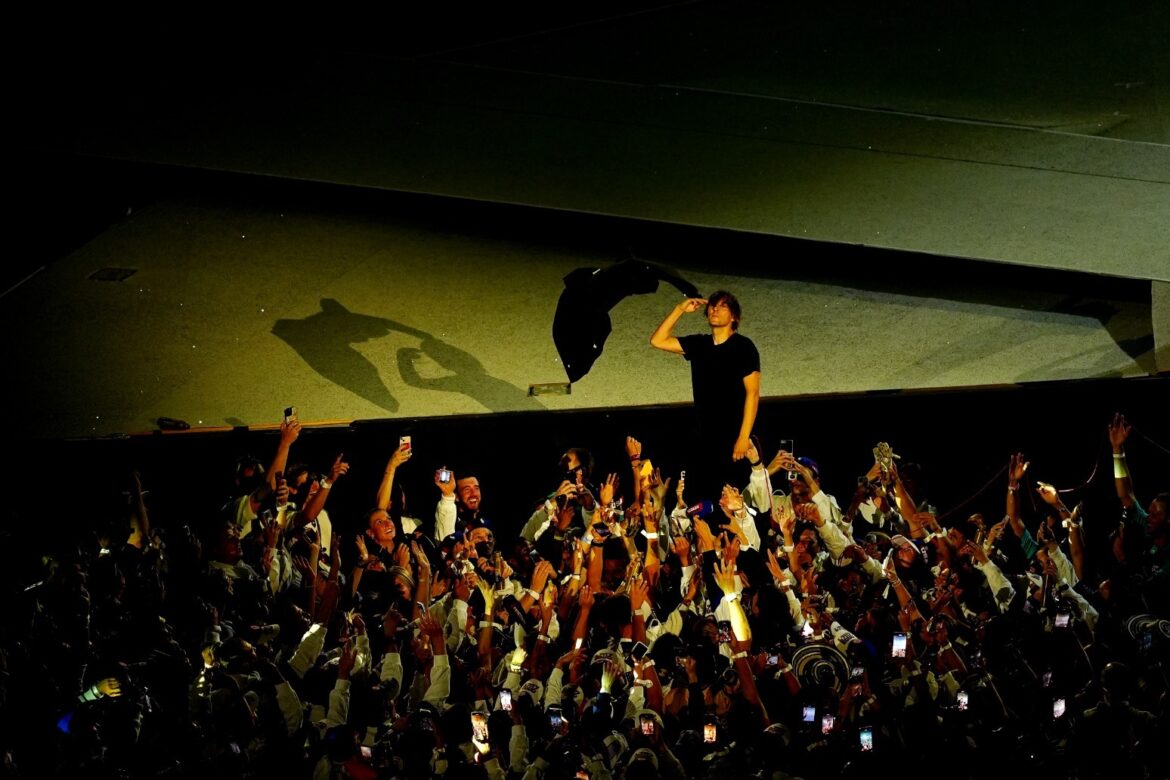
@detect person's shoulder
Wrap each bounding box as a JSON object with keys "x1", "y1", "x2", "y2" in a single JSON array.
[
  {"x1": 731, "y1": 332, "x2": 761, "y2": 365},
  {"x1": 731, "y1": 331, "x2": 759, "y2": 349}
]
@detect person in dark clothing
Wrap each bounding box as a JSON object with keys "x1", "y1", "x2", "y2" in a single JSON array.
[{"x1": 650, "y1": 290, "x2": 761, "y2": 495}]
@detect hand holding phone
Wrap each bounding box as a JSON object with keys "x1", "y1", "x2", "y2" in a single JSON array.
[
  {"x1": 703, "y1": 720, "x2": 717, "y2": 744},
  {"x1": 471, "y1": 711, "x2": 489, "y2": 742},
  {"x1": 717, "y1": 620, "x2": 732, "y2": 644},
  {"x1": 891, "y1": 632, "x2": 908, "y2": 658},
  {"x1": 283, "y1": 406, "x2": 297, "y2": 424},
  {"x1": 859, "y1": 727, "x2": 873, "y2": 751},
  {"x1": 548, "y1": 706, "x2": 564, "y2": 731},
  {"x1": 779, "y1": 439, "x2": 797, "y2": 481}
]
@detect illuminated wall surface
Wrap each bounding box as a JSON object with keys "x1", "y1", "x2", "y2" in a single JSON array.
[{"x1": 7, "y1": 2, "x2": 1168, "y2": 442}]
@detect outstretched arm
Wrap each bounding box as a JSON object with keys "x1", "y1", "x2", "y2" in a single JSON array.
[
  {"x1": 650, "y1": 298, "x2": 705, "y2": 353},
  {"x1": 1109, "y1": 413, "x2": 1136, "y2": 509},
  {"x1": 268, "y1": 418, "x2": 301, "y2": 492},
  {"x1": 376, "y1": 442, "x2": 412, "y2": 511}
]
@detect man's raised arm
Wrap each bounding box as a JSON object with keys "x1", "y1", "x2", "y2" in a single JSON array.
[{"x1": 650, "y1": 298, "x2": 706, "y2": 353}]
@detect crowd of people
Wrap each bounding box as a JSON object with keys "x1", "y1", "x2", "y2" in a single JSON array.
[{"x1": 2, "y1": 409, "x2": 1167, "y2": 779}]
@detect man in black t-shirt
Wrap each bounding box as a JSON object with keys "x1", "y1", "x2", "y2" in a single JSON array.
[{"x1": 651, "y1": 290, "x2": 761, "y2": 494}]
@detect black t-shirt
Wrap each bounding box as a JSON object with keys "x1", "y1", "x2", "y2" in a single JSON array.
[{"x1": 678, "y1": 332, "x2": 760, "y2": 437}]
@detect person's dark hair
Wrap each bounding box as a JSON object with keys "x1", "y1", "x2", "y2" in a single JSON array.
[
  {"x1": 705, "y1": 290, "x2": 742, "y2": 330},
  {"x1": 558, "y1": 447, "x2": 595, "y2": 477}
]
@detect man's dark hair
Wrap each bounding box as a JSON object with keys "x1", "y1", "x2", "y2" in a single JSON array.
[
  {"x1": 705, "y1": 290, "x2": 741, "y2": 330},
  {"x1": 559, "y1": 447, "x2": 595, "y2": 477}
]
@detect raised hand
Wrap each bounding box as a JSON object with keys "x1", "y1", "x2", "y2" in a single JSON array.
[
  {"x1": 323, "y1": 454, "x2": 347, "y2": 485},
  {"x1": 648, "y1": 468, "x2": 670, "y2": 504},
  {"x1": 771, "y1": 496, "x2": 796, "y2": 537},
  {"x1": 600, "y1": 660, "x2": 621, "y2": 694},
  {"x1": 275, "y1": 473, "x2": 290, "y2": 507},
  {"x1": 382, "y1": 607, "x2": 404, "y2": 638},
  {"x1": 454, "y1": 572, "x2": 473, "y2": 602},
  {"x1": 97, "y1": 678, "x2": 122, "y2": 698},
  {"x1": 434, "y1": 467, "x2": 456, "y2": 497},
  {"x1": 720, "y1": 485, "x2": 746, "y2": 515},
  {"x1": 578, "y1": 584, "x2": 595, "y2": 610},
  {"x1": 556, "y1": 647, "x2": 584, "y2": 669},
  {"x1": 411, "y1": 542, "x2": 431, "y2": 580},
  {"x1": 261, "y1": 511, "x2": 281, "y2": 549},
  {"x1": 394, "y1": 544, "x2": 411, "y2": 569},
  {"x1": 712, "y1": 559, "x2": 739, "y2": 595},
  {"x1": 389, "y1": 441, "x2": 412, "y2": 469},
  {"x1": 598, "y1": 473, "x2": 618, "y2": 507},
  {"x1": 510, "y1": 646, "x2": 528, "y2": 669},
  {"x1": 628, "y1": 576, "x2": 650, "y2": 612},
  {"x1": 625, "y1": 436, "x2": 643, "y2": 461},
  {"x1": 1009, "y1": 452, "x2": 1029, "y2": 487},
  {"x1": 766, "y1": 548, "x2": 786, "y2": 584},
  {"x1": 842, "y1": 544, "x2": 869, "y2": 564},
  {"x1": 530, "y1": 560, "x2": 554, "y2": 594},
  {"x1": 1036, "y1": 481, "x2": 1062, "y2": 508},
  {"x1": 985, "y1": 518, "x2": 1008, "y2": 546},
  {"x1": 693, "y1": 517, "x2": 718, "y2": 553},
  {"x1": 960, "y1": 541, "x2": 989, "y2": 565},
  {"x1": 915, "y1": 512, "x2": 941, "y2": 534},
  {"x1": 1108, "y1": 412, "x2": 1131, "y2": 452},
  {"x1": 745, "y1": 437, "x2": 761, "y2": 467},
  {"x1": 419, "y1": 611, "x2": 444, "y2": 644},
  {"x1": 722, "y1": 536, "x2": 742, "y2": 568},
  {"x1": 794, "y1": 502, "x2": 823, "y2": 527},
  {"x1": 280, "y1": 418, "x2": 302, "y2": 446}
]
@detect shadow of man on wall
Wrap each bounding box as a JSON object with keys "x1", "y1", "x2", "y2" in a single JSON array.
[{"x1": 273, "y1": 298, "x2": 542, "y2": 414}]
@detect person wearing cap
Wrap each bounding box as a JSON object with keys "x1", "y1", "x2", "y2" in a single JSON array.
[{"x1": 651, "y1": 290, "x2": 761, "y2": 497}]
